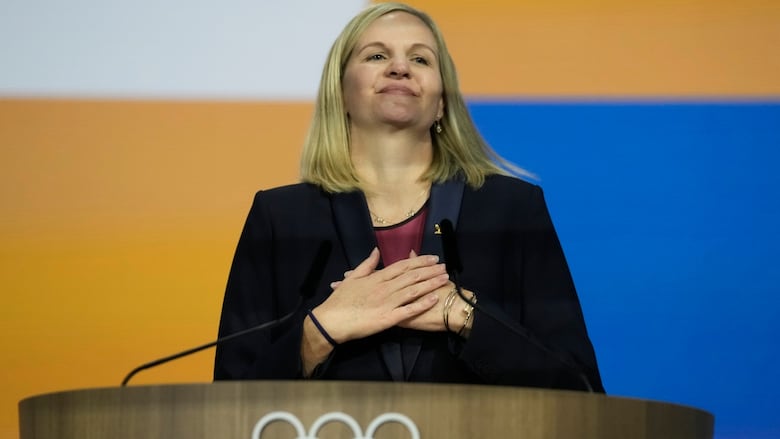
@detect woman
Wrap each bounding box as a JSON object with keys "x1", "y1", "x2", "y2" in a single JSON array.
[{"x1": 214, "y1": 2, "x2": 604, "y2": 392}]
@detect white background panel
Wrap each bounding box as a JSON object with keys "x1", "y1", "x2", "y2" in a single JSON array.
[{"x1": 0, "y1": 0, "x2": 368, "y2": 99}]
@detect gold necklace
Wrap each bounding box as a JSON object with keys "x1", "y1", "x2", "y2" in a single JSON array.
[{"x1": 368, "y1": 188, "x2": 429, "y2": 226}]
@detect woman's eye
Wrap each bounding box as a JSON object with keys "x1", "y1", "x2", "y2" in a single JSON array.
[
  {"x1": 413, "y1": 56, "x2": 430, "y2": 65},
  {"x1": 368, "y1": 54, "x2": 386, "y2": 61}
]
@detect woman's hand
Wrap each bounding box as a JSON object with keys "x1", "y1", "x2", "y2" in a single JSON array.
[
  {"x1": 312, "y1": 247, "x2": 450, "y2": 344},
  {"x1": 326, "y1": 249, "x2": 475, "y2": 335},
  {"x1": 386, "y1": 250, "x2": 474, "y2": 336},
  {"x1": 302, "y1": 248, "x2": 466, "y2": 376}
]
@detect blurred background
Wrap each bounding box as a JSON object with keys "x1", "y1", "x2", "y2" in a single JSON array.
[{"x1": 1, "y1": 0, "x2": 778, "y2": 438}]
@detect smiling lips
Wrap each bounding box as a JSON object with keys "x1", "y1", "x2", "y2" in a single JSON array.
[{"x1": 378, "y1": 85, "x2": 418, "y2": 96}]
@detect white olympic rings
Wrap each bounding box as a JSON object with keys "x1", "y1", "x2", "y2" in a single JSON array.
[{"x1": 251, "y1": 411, "x2": 421, "y2": 439}]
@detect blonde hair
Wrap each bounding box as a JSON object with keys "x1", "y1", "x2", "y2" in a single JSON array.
[{"x1": 300, "y1": 2, "x2": 522, "y2": 192}]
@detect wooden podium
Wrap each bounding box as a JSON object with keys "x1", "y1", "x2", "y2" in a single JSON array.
[{"x1": 19, "y1": 381, "x2": 714, "y2": 438}]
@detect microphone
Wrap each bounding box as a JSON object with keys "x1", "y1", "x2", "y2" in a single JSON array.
[
  {"x1": 438, "y1": 219, "x2": 595, "y2": 392},
  {"x1": 121, "y1": 240, "x2": 333, "y2": 386},
  {"x1": 439, "y1": 219, "x2": 463, "y2": 276}
]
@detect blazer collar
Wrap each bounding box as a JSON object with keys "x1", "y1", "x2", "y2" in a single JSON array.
[
  {"x1": 420, "y1": 177, "x2": 465, "y2": 260},
  {"x1": 330, "y1": 189, "x2": 377, "y2": 268}
]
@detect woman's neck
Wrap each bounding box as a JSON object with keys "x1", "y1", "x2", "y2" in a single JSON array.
[
  {"x1": 350, "y1": 126, "x2": 434, "y2": 225},
  {"x1": 350, "y1": 126, "x2": 433, "y2": 192}
]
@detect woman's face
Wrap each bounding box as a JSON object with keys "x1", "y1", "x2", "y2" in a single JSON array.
[{"x1": 342, "y1": 12, "x2": 444, "y2": 133}]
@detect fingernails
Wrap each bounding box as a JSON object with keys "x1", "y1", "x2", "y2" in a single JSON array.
[{"x1": 428, "y1": 255, "x2": 439, "y2": 263}]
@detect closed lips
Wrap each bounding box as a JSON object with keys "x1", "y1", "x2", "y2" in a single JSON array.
[{"x1": 379, "y1": 85, "x2": 417, "y2": 95}]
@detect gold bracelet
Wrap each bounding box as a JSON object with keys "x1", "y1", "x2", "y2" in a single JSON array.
[
  {"x1": 442, "y1": 287, "x2": 458, "y2": 332},
  {"x1": 457, "y1": 292, "x2": 477, "y2": 337}
]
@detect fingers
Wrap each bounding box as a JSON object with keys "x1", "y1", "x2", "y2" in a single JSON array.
[
  {"x1": 383, "y1": 260, "x2": 448, "y2": 298},
  {"x1": 389, "y1": 292, "x2": 439, "y2": 323},
  {"x1": 330, "y1": 248, "x2": 378, "y2": 288},
  {"x1": 396, "y1": 283, "x2": 455, "y2": 332},
  {"x1": 376, "y1": 253, "x2": 441, "y2": 283},
  {"x1": 333, "y1": 249, "x2": 438, "y2": 289},
  {"x1": 348, "y1": 247, "x2": 380, "y2": 278},
  {"x1": 333, "y1": 265, "x2": 446, "y2": 298},
  {"x1": 395, "y1": 271, "x2": 449, "y2": 304}
]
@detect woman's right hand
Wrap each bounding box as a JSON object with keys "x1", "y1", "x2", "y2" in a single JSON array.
[{"x1": 312, "y1": 247, "x2": 449, "y2": 343}]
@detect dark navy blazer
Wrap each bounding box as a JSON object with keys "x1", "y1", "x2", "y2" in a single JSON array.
[{"x1": 214, "y1": 175, "x2": 604, "y2": 392}]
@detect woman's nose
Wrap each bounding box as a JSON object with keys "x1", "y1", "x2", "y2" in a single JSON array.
[{"x1": 386, "y1": 57, "x2": 411, "y2": 78}]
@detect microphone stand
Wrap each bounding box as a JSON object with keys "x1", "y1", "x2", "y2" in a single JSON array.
[{"x1": 121, "y1": 308, "x2": 299, "y2": 386}]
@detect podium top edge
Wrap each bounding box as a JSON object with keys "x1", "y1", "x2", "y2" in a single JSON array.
[{"x1": 18, "y1": 380, "x2": 712, "y2": 417}]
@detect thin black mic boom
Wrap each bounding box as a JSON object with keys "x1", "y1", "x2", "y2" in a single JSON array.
[
  {"x1": 120, "y1": 312, "x2": 295, "y2": 386},
  {"x1": 121, "y1": 240, "x2": 332, "y2": 386},
  {"x1": 438, "y1": 219, "x2": 594, "y2": 392}
]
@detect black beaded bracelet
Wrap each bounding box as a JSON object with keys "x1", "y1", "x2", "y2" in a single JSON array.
[{"x1": 307, "y1": 309, "x2": 338, "y2": 347}]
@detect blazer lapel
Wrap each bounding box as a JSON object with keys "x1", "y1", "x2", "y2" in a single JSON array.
[
  {"x1": 330, "y1": 190, "x2": 376, "y2": 267},
  {"x1": 402, "y1": 178, "x2": 465, "y2": 379},
  {"x1": 330, "y1": 190, "x2": 405, "y2": 381}
]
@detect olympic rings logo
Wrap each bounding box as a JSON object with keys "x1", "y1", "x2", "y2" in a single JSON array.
[{"x1": 251, "y1": 411, "x2": 421, "y2": 439}]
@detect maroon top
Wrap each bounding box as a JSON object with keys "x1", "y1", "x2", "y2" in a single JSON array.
[{"x1": 374, "y1": 204, "x2": 428, "y2": 266}]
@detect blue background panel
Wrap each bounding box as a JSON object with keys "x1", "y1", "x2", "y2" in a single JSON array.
[{"x1": 469, "y1": 101, "x2": 780, "y2": 439}]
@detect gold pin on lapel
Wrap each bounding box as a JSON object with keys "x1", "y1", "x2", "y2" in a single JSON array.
[{"x1": 434, "y1": 223, "x2": 442, "y2": 235}]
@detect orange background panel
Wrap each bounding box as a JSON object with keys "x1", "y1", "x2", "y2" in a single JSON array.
[
  {"x1": 0, "y1": 100, "x2": 310, "y2": 438},
  {"x1": 398, "y1": 0, "x2": 780, "y2": 96}
]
